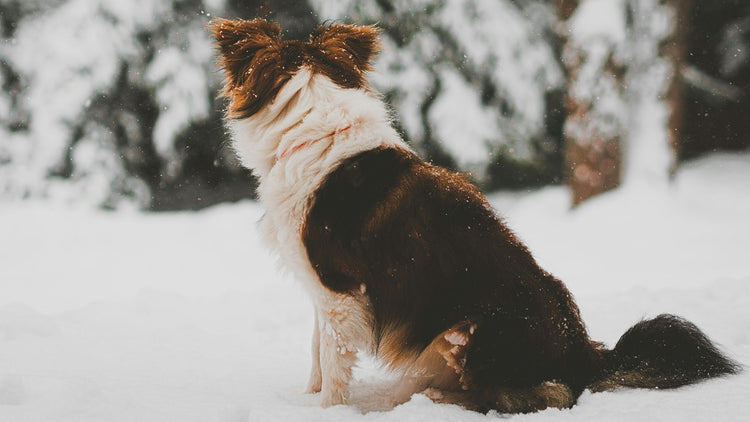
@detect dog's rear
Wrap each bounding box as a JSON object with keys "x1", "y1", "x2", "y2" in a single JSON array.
[
  {"x1": 300, "y1": 144, "x2": 740, "y2": 413},
  {"x1": 301, "y1": 145, "x2": 599, "y2": 412},
  {"x1": 210, "y1": 18, "x2": 740, "y2": 413}
]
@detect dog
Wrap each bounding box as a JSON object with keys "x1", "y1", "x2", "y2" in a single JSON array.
[{"x1": 210, "y1": 18, "x2": 739, "y2": 413}]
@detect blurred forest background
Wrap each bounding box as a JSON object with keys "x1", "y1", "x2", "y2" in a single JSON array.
[{"x1": 0, "y1": 0, "x2": 748, "y2": 211}]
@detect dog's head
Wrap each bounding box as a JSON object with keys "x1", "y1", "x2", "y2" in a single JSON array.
[{"x1": 210, "y1": 18, "x2": 380, "y2": 120}]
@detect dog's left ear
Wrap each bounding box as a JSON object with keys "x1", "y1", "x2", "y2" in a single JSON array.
[
  {"x1": 209, "y1": 18, "x2": 282, "y2": 90},
  {"x1": 310, "y1": 24, "x2": 380, "y2": 76}
]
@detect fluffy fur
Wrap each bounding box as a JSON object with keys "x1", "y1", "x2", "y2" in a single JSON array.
[{"x1": 210, "y1": 18, "x2": 740, "y2": 413}]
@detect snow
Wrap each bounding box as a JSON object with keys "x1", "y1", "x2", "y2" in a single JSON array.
[
  {"x1": 146, "y1": 24, "x2": 216, "y2": 159},
  {"x1": 6, "y1": 0, "x2": 161, "y2": 175},
  {"x1": 0, "y1": 0, "x2": 218, "y2": 208},
  {"x1": 622, "y1": 0, "x2": 677, "y2": 186},
  {"x1": 569, "y1": 0, "x2": 627, "y2": 44},
  {"x1": 2, "y1": 151, "x2": 749, "y2": 421},
  {"x1": 368, "y1": 34, "x2": 434, "y2": 144},
  {"x1": 428, "y1": 66, "x2": 498, "y2": 170},
  {"x1": 437, "y1": 0, "x2": 562, "y2": 131},
  {"x1": 563, "y1": 0, "x2": 628, "y2": 148}
]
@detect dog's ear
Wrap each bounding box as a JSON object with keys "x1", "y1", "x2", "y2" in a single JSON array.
[
  {"x1": 209, "y1": 18, "x2": 282, "y2": 90},
  {"x1": 309, "y1": 24, "x2": 380, "y2": 87}
]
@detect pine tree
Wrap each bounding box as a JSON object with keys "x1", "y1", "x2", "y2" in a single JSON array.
[
  {"x1": 309, "y1": 0, "x2": 566, "y2": 189},
  {"x1": 0, "y1": 0, "x2": 316, "y2": 210}
]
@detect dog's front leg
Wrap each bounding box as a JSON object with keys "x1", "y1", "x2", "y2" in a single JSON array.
[
  {"x1": 317, "y1": 299, "x2": 361, "y2": 407},
  {"x1": 319, "y1": 325, "x2": 357, "y2": 406},
  {"x1": 305, "y1": 308, "x2": 322, "y2": 393}
]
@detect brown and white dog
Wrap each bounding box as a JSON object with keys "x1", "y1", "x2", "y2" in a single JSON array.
[{"x1": 210, "y1": 19, "x2": 739, "y2": 413}]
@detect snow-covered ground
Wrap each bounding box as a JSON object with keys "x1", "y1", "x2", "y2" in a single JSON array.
[{"x1": 1, "y1": 152, "x2": 749, "y2": 421}]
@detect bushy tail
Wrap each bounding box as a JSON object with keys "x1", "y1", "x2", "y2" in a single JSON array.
[{"x1": 589, "y1": 314, "x2": 741, "y2": 392}]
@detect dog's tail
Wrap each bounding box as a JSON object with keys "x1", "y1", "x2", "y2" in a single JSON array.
[{"x1": 588, "y1": 314, "x2": 741, "y2": 392}]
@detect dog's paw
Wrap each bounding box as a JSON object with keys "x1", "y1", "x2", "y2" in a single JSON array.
[
  {"x1": 320, "y1": 388, "x2": 348, "y2": 407},
  {"x1": 421, "y1": 387, "x2": 444, "y2": 402},
  {"x1": 305, "y1": 378, "x2": 322, "y2": 394}
]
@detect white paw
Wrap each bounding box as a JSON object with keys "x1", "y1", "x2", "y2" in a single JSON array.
[
  {"x1": 305, "y1": 378, "x2": 322, "y2": 394},
  {"x1": 320, "y1": 388, "x2": 348, "y2": 407}
]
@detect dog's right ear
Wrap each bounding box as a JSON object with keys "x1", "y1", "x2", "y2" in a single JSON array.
[{"x1": 209, "y1": 18, "x2": 282, "y2": 91}]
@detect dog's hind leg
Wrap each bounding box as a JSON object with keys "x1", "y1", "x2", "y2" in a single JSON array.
[
  {"x1": 423, "y1": 382, "x2": 575, "y2": 414},
  {"x1": 397, "y1": 320, "x2": 576, "y2": 413},
  {"x1": 389, "y1": 321, "x2": 477, "y2": 406}
]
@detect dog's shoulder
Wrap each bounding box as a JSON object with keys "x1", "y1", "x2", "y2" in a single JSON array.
[{"x1": 314, "y1": 145, "x2": 483, "y2": 206}]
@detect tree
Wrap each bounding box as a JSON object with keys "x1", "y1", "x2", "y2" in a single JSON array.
[
  {"x1": 309, "y1": 0, "x2": 566, "y2": 190},
  {"x1": 557, "y1": 0, "x2": 627, "y2": 205},
  {"x1": 2, "y1": 0, "x2": 746, "y2": 210},
  {"x1": 681, "y1": 0, "x2": 750, "y2": 160},
  {"x1": 557, "y1": 0, "x2": 690, "y2": 204},
  {"x1": 0, "y1": 0, "x2": 315, "y2": 210}
]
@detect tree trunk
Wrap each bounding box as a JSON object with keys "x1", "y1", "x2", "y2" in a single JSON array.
[
  {"x1": 557, "y1": 0, "x2": 626, "y2": 206},
  {"x1": 558, "y1": 0, "x2": 690, "y2": 204},
  {"x1": 554, "y1": 0, "x2": 580, "y2": 21},
  {"x1": 661, "y1": 0, "x2": 691, "y2": 172}
]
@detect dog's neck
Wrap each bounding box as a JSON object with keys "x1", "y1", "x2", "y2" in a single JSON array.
[
  {"x1": 275, "y1": 123, "x2": 355, "y2": 163},
  {"x1": 229, "y1": 67, "x2": 412, "y2": 195}
]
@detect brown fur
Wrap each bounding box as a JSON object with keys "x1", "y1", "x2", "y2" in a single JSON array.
[
  {"x1": 423, "y1": 381, "x2": 574, "y2": 414},
  {"x1": 210, "y1": 18, "x2": 379, "y2": 119},
  {"x1": 302, "y1": 146, "x2": 605, "y2": 411}
]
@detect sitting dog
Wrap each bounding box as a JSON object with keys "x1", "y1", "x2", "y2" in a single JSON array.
[{"x1": 209, "y1": 18, "x2": 739, "y2": 413}]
